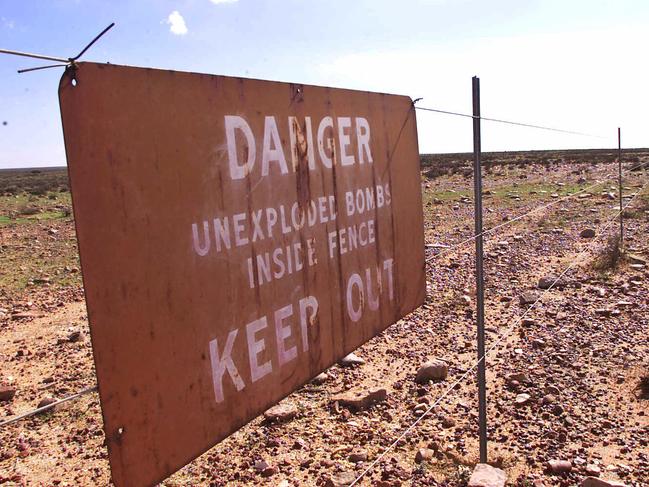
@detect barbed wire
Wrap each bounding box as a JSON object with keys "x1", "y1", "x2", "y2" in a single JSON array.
[
  {"x1": 425, "y1": 159, "x2": 647, "y2": 263},
  {"x1": 349, "y1": 178, "x2": 648, "y2": 486},
  {"x1": 414, "y1": 104, "x2": 606, "y2": 138},
  {"x1": 0, "y1": 385, "x2": 97, "y2": 428},
  {"x1": 1, "y1": 162, "x2": 644, "y2": 430},
  {"x1": 0, "y1": 22, "x2": 114, "y2": 74}
]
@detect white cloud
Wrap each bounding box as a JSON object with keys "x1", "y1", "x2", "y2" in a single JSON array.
[
  {"x1": 167, "y1": 11, "x2": 188, "y2": 35},
  {"x1": 315, "y1": 26, "x2": 649, "y2": 153},
  {"x1": 1, "y1": 17, "x2": 15, "y2": 29},
  {"x1": 209, "y1": 0, "x2": 239, "y2": 4}
]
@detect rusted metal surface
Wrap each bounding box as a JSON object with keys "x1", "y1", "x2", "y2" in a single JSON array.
[{"x1": 58, "y1": 62, "x2": 425, "y2": 487}]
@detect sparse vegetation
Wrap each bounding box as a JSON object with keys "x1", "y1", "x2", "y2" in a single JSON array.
[
  {"x1": 639, "y1": 371, "x2": 649, "y2": 399},
  {"x1": 592, "y1": 234, "x2": 622, "y2": 272},
  {"x1": 0, "y1": 167, "x2": 68, "y2": 196},
  {"x1": 2, "y1": 153, "x2": 649, "y2": 485}
]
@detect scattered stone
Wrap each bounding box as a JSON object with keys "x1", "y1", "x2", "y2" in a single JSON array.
[
  {"x1": 538, "y1": 276, "x2": 566, "y2": 289},
  {"x1": 415, "y1": 448, "x2": 435, "y2": 464},
  {"x1": 580, "y1": 477, "x2": 628, "y2": 487},
  {"x1": 67, "y1": 330, "x2": 82, "y2": 342},
  {"x1": 415, "y1": 359, "x2": 449, "y2": 383},
  {"x1": 515, "y1": 393, "x2": 532, "y2": 406},
  {"x1": 585, "y1": 464, "x2": 602, "y2": 476},
  {"x1": 11, "y1": 311, "x2": 45, "y2": 320},
  {"x1": 253, "y1": 459, "x2": 276, "y2": 477},
  {"x1": 348, "y1": 449, "x2": 368, "y2": 463},
  {"x1": 36, "y1": 396, "x2": 57, "y2": 411},
  {"x1": 519, "y1": 292, "x2": 538, "y2": 305},
  {"x1": 580, "y1": 229, "x2": 596, "y2": 238},
  {"x1": 545, "y1": 386, "x2": 559, "y2": 397},
  {"x1": 332, "y1": 388, "x2": 387, "y2": 411},
  {"x1": 264, "y1": 403, "x2": 298, "y2": 423},
  {"x1": 441, "y1": 416, "x2": 456, "y2": 428},
  {"x1": 260, "y1": 465, "x2": 277, "y2": 477},
  {"x1": 547, "y1": 459, "x2": 572, "y2": 474},
  {"x1": 325, "y1": 472, "x2": 357, "y2": 487},
  {"x1": 0, "y1": 386, "x2": 17, "y2": 402},
  {"x1": 340, "y1": 353, "x2": 365, "y2": 367},
  {"x1": 542, "y1": 393, "x2": 557, "y2": 404},
  {"x1": 532, "y1": 338, "x2": 546, "y2": 349},
  {"x1": 468, "y1": 463, "x2": 507, "y2": 487},
  {"x1": 312, "y1": 372, "x2": 329, "y2": 384},
  {"x1": 507, "y1": 372, "x2": 529, "y2": 384},
  {"x1": 292, "y1": 438, "x2": 307, "y2": 450}
]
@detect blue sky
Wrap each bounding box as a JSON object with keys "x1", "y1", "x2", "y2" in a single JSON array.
[{"x1": 1, "y1": 0, "x2": 648, "y2": 168}]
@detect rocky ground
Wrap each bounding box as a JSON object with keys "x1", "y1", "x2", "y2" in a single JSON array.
[{"x1": 0, "y1": 154, "x2": 648, "y2": 486}]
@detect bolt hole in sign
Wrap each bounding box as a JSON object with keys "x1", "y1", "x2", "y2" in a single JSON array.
[{"x1": 59, "y1": 62, "x2": 425, "y2": 487}]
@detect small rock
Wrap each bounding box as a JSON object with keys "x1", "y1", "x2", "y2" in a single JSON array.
[
  {"x1": 532, "y1": 339, "x2": 546, "y2": 349},
  {"x1": 547, "y1": 459, "x2": 572, "y2": 474},
  {"x1": 11, "y1": 311, "x2": 45, "y2": 320},
  {"x1": 542, "y1": 394, "x2": 557, "y2": 404},
  {"x1": 580, "y1": 477, "x2": 628, "y2": 487},
  {"x1": 312, "y1": 372, "x2": 329, "y2": 384},
  {"x1": 415, "y1": 359, "x2": 449, "y2": 383},
  {"x1": 340, "y1": 353, "x2": 365, "y2": 367},
  {"x1": 519, "y1": 292, "x2": 538, "y2": 305},
  {"x1": 545, "y1": 385, "x2": 560, "y2": 395},
  {"x1": 261, "y1": 466, "x2": 277, "y2": 477},
  {"x1": 585, "y1": 464, "x2": 601, "y2": 476},
  {"x1": 538, "y1": 277, "x2": 554, "y2": 289},
  {"x1": 292, "y1": 438, "x2": 307, "y2": 450},
  {"x1": 0, "y1": 386, "x2": 17, "y2": 402},
  {"x1": 37, "y1": 397, "x2": 57, "y2": 410},
  {"x1": 415, "y1": 448, "x2": 435, "y2": 464},
  {"x1": 580, "y1": 229, "x2": 596, "y2": 238},
  {"x1": 348, "y1": 449, "x2": 368, "y2": 463},
  {"x1": 468, "y1": 463, "x2": 507, "y2": 487},
  {"x1": 67, "y1": 330, "x2": 82, "y2": 342},
  {"x1": 459, "y1": 294, "x2": 472, "y2": 306},
  {"x1": 515, "y1": 393, "x2": 531, "y2": 406},
  {"x1": 325, "y1": 472, "x2": 357, "y2": 487},
  {"x1": 332, "y1": 388, "x2": 387, "y2": 411},
  {"x1": 264, "y1": 403, "x2": 298, "y2": 423},
  {"x1": 507, "y1": 372, "x2": 529, "y2": 384}
]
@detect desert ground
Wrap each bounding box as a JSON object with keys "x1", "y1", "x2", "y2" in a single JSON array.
[{"x1": 1, "y1": 149, "x2": 648, "y2": 486}]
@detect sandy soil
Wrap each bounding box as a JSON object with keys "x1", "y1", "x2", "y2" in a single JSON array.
[{"x1": 1, "y1": 157, "x2": 648, "y2": 486}]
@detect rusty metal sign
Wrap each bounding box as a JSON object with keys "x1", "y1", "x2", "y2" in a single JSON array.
[{"x1": 58, "y1": 62, "x2": 425, "y2": 487}]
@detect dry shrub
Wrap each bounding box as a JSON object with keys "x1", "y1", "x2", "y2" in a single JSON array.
[
  {"x1": 18, "y1": 205, "x2": 40, "y2": 216},
  {"x1": 592, "y1": 234, "x2": 621, "y2": 271}
]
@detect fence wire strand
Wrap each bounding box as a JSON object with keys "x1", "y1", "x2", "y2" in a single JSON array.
[
  {"x1": 0, "y1": 385, "x2": 97, "y2": 428},
  {"x1": 414, "y1": 105, "x2": 606, "y2": 138},
  {"x1": 349, "y1": 179, "x2": 648, "y2": 486}
]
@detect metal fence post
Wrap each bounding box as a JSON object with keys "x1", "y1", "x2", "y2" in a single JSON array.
[
  {"x1": 618, "y1": 127, "x2": 623, "y2": 250},
  {"x1": 472, "y1": 76, "x2": 488, "y2": 463}
]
